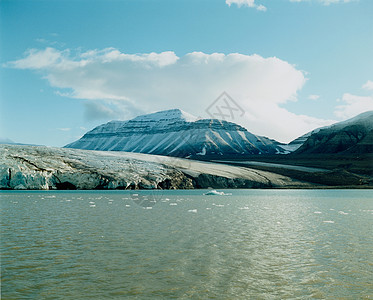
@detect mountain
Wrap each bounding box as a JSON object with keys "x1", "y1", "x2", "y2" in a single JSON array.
[
  {"x1": 0, "y1": 138, "x2": 15, "y2": 144},
  {"x1": 281, "y1": 127, "x2": 325, "y2": 153},
  {"x1": 0, "y1": 137, "x2": 42, "y2": 146},
  {"x1": 0, "y1": 144, "x2": 307, "y2": 190},
  {"x1": 65, "y1": 109, "x2": 285, "y2": 157},
  {"x1": 295, "y1": 111, "x2": 373, "y2": 154}
]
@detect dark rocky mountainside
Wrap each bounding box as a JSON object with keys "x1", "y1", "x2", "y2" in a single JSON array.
[{"x1": 295, "y1": 111, "x2": 373, "y2": 154}]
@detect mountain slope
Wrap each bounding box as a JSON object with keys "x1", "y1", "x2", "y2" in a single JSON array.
[
  {"x1": 295, "y1": 111, "x2": 373, "y2": 154},
  {"x1": 66, "y1": 109, "x2": 285, "y2": 157}
]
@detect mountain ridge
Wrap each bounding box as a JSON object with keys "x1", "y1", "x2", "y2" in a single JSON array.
[
  {"x1": 295, "y1": 111, "x2": 373, "y2": 154},
  {"x1": 65, "y1": 109, "x2": 286, "y2": 157}
]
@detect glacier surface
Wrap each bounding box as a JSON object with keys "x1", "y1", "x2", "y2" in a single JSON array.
[{"x1": 0, "y1": 144, "x2": 308, "y2": 190}]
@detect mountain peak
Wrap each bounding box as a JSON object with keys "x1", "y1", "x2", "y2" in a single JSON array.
[
  {"x1": 65, "y1": 108, "x2": 284, "y2": 156},
  {"x1": 132, "y1": 109, "x2": 197, "y2": 123},
  {"x1": 295, "y1": 110, "x2": 373, "y2": 154}
]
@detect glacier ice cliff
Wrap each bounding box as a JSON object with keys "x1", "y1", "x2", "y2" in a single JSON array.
[{"x1": 0, "y1": 144, "x2": 309, "y2": 190}]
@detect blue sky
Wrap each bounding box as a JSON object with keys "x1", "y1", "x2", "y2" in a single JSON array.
[{"x1": 1, "y1": 0, "x2": 372, "y2": 145}]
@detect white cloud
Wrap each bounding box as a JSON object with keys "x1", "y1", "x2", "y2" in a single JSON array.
[
  {"x1": 334, "y1": 93, "x2": 373, "y2": 119},
  {"x1": 226, "y1": 0, "x2": 267, "y2": 11},
  {"x1": 289, "y1": 0, "x2": 353, "y2": 4},
  {"x1": 229, "y1": 0, "x2": 355, "y2": 9},
  {"x1": 308, "y1": 94, "x2": 320, "y2": 100},
  {"x1": 362, "y1": 80, "x2": 373, "y2": 91},
  {"x1": 83, "y1": 100, "x2": 140, "y2": 121},
  {"x1": 256, "y1": 5, "x2": 267, "y2": 11},
  {"x1": 226, "y1": 0, "x2": 255, "y2": 7},
  {"x1": 57, "y1": 128, "x2": 71, "y2": 131},
  {"x1": 8, "y1": 47, "x2": 335, "y2": 143},
  {"x1": 8, "y1": 47, "x2": 65, "y2": 69},
  {"x1": 333, "y1": 80, "x2": 373, "y2": 119},
  {"x1": 319, "y1": 0, "x2": 353, "y2": 4}
]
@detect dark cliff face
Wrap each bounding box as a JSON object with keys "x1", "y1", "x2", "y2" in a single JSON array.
[
  {"x1": 65, "y1": 109, "x2": 284, "y2": 157},
  {"x1": 295, "y1": 112, "x2": 373, "y2": 154}
]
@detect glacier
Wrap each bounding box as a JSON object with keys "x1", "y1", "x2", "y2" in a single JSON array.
[{"x1": 0, "y1": 144, "x2": 309, "y2": 190}]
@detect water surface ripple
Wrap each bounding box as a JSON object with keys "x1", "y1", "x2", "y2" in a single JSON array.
[{"x1": 1, "y1": 190, "x2": 372, "y2": 299}]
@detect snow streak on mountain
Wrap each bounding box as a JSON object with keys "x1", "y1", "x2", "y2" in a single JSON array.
[{"x1": 66, "y1": 109, "x2": 285, "y2": 157}]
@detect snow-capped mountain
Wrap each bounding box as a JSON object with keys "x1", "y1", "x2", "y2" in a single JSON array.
[
  {"x1": 295, "y1": 111, "x2": 373, "y2": 154},
  {"x1": 65, "y1": 109, "x2": 285, "y2": 157}
]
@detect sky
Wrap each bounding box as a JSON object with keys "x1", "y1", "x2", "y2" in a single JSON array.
[{"x1": 1, "y1": 0, "x2": 373, "y2": 146}]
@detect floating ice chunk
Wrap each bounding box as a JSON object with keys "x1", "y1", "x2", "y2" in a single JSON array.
[{"x1": 204, "y1": 190, "x2": 230, "y2": 196}]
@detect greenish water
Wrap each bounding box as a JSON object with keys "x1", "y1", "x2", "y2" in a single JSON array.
[{"x1": 1, "y1": 190, "x2": 372, "y2": 299}]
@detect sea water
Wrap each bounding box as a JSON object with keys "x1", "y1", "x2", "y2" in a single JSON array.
[{"x1": 1, "y1": 190, "x2": 372, "y2": 299}]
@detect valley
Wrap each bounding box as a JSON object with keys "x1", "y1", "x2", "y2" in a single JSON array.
[{"x1": 209, "y1": 153, "x2": 373, "y2": 188}]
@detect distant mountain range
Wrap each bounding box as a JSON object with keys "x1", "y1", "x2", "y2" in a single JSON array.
[
  {"x1": 0, "y1": 138, "x2": 16, "y2": 144},
  {"x1": 0, "y1": 138, "x2": 40, "y2": 147},
  {"x1": 65, "y1": 109, "x2": 286, "y2": 157},
  {"x1": 65, "y1": 109, "x2": 373, "y2": 157}
]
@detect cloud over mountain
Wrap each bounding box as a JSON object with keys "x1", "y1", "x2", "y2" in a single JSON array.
[{"x1": 7, "y1": 47, "x2": 335, "y2": 143}]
